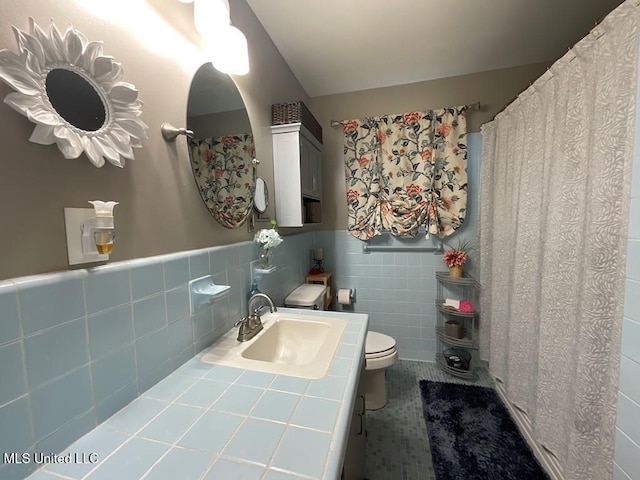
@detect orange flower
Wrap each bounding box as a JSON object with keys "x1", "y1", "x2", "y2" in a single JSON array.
[
  {"x1": 357, "y1": 157, "x2": 370, "y2": 167},
  {"x1": 221, "y1": 135, "x2": 235, "y2": 146},
  {"x1": 453, "y1": 165, "x2": 461, "y2": 173},
  {"x1": 215, "y1": 168, "x2": 224, "y2": 178},
  {"x1": 404, "y1": 112, "x2": 421, "y2": 124},
  {"x1": 346, "y1": 189, "x2": 360, "y2": 201},
  {"x1": 442, "y1": 240, "x2": 472, "y2": 267},
  {"x1": 201, "y1": 149, "x2": 213, "y2": 161},
  {"x1": 406, "y1": 184, "x2": 422, "y2": 196},
  {"x1": 420, "y1": 148, "x2": 432, "y2": 160},
  {"x1": 376, "y1": 130, "x2": 387, "y2": 144},
  {"x1": 443, "y1": 249, "x2": 467, "y2": 267},
  {"x1": 436, "y1": 124, "x2": 452, "y2": 137},
  {"x1": 343, "y1": 120, "x2": 358, "y2": 134},
  {"x1": 441, "y1": 197, "x2": 452, "y2": 209},
  {"x1": 224, "y1": 195, "x2": 234, "y2": 205}
]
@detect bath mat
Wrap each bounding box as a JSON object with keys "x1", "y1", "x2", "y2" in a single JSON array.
[{"x1": 419, "y1": 380, "x2": 549, "y2": 480}]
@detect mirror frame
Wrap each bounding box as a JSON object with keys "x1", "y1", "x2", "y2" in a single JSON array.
[{"x1": 0, "y1": 18, "x2": 148, "y2": 168}]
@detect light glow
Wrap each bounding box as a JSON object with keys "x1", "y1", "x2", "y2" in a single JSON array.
[
  {"x1": 74, "y1": 0, "x2": 205, "y2": 75},
  {"x1": 194, "y1": 0, "x2": 230, "y2": 33},
  {"x1": 208, "y1": 26, "x2": 250, "y2": 75},
  {"x1": 193, "y1": 0, "x2": 250, "y2": 75}
]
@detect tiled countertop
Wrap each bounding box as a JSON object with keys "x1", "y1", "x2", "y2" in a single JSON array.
[{"x1": 26, "y1": 308, "x2": 368, "y2": 480}]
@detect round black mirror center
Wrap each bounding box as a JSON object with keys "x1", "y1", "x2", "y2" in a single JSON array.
[{"x1": 46, "y1": 69, "x2": 106, "y2": 131}]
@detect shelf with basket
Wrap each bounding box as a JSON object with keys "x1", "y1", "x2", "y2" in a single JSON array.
[
  {"x1": 435, "y1": 270, "x2": 480, "y2": 379},
  {"x1": 434, "y1": 327, "x2": 477, "y2": 349}
]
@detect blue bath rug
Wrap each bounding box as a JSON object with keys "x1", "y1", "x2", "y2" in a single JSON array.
[{"x1": 419, "y1": 380, "x2": 549, "y2": 480}]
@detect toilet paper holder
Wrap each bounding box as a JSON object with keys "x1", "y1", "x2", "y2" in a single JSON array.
[{"x1": 337, "y1": 288, "x2": 356, "y2": 305}]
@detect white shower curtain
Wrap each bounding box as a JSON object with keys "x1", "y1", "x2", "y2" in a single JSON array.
[{"x1": 478, "y1": 2, "x2": 639, "y2": 478}]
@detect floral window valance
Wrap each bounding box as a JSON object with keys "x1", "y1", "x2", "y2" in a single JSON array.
[
  {"x1": 189, "y1": 133, "x2": 255, "y2": 229},
  {"x1": 341, "y1": 107, "x2": 468, "y2": 240}
]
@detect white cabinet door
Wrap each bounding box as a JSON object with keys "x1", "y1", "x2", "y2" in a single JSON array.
[
  {"x1": 342, "y1": 365, "x2": 366, "y2": 479},
  {"x1": 272, "y1": 123, "x2": 322, "y2": 227},
  {"x1": 300, "y1": 135, "x2": 321, "y2": 200}
]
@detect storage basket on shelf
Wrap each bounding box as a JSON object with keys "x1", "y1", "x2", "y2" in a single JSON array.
[
  {"x1": 443, "y1": 348, "x2": 471, "y2": 371},
  {"x1": 271, "y1": 101, "x2": 323, "y2": 144}
]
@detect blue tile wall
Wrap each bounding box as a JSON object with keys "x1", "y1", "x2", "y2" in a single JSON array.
[
  {"x1": 0, "y1": 232, "x2": 315, "y2": 479},
  {"x1": 613, "y1": 56, "x2": 640, "y2": 480},
  {"x1": 316, "y1": 132, "x2": 482, "y2": 362}
]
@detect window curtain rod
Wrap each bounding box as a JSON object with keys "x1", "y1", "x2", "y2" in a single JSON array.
[{"x1": 330, "y1": 101, "x2": 481, "y2": 128}]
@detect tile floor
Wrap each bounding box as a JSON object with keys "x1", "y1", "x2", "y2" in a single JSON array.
[{"x1": 364, "y1": 360, "x2": 493, "y2": 480}]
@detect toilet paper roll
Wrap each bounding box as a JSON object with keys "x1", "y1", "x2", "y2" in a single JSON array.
[{"x1": 337, "y1": 289, "x2": 352, "y2": 305}]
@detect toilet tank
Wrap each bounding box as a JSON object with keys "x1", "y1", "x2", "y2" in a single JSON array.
[{"x1": 284, "y1": 284, "x2": 327, "y2": 310}]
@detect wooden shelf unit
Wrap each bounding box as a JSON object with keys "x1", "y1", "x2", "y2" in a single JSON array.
[{"x1": 305, "y1": 271, "x2": 333, "y2": 310}]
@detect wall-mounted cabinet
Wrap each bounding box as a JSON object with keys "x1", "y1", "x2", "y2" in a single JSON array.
[{"x1": 271, "y1": 123, "x2": 322, "y2": 227}]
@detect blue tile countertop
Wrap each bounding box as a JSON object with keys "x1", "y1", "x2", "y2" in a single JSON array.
[{"x1": 26, "y1": 308, "x2": 368, "y2": 480}]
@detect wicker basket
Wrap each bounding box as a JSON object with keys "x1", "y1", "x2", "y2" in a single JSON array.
[{"x1": 271, "y1": 101, "x2": 323, "y2": 144}]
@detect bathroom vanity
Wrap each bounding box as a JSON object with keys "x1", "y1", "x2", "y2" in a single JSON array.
[{"x1": 26, "y1": 309, "x2": 368, "y2": 480}]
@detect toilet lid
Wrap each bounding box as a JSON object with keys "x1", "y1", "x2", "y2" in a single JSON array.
[
  {"x1": 284, "y1": 284, "x2": 326, "y2": 307},
  {"x1": 366, "y1": 331, "x2": 396, "y2": 358}
]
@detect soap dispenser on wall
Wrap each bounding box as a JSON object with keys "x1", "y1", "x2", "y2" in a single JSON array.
[{"x1": 64, "y1": 200, "x2": 118, "y2": 265}]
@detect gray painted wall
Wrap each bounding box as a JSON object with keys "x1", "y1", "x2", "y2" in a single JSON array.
[
  {"x1": 0, "y1": 0, "x2": 307, "y2": 281},
  {"x1": 0, "y1": 0, "x2": 547, "y2": 283}
]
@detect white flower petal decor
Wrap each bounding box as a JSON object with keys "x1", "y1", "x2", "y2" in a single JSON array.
[{"x1": 0, "y1": 18, "x2": 148, "y2": 168}]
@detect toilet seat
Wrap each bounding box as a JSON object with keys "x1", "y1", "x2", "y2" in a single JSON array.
[
  {"x1": 366, "y1": 331, "x2": 396, "y2": 358},
  {"x1": 365, "y1": 332, "x2": 398, "y2": 370}
]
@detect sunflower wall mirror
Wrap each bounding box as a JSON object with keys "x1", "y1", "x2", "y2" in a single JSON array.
[
  {"x1": 0, "y1": 18, "x2": 148, "y2": 168},
  {"x1": 186, "y1": 63, "x2": 256, "y2": 229}
]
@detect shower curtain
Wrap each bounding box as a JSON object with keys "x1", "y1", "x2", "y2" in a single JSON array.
[{"x1": 478, "y1": 2, "x2": 639, "y2": 479}]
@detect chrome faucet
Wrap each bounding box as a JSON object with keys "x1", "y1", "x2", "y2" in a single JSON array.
[{"x1": 235, "y1": 293, "x2": 277, "y2": 342}]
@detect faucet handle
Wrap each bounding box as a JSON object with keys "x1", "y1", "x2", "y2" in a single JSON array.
[
  {"x1": 248, "y1": 314, "x2": 263, "y2": 330},
  {"x1": 234, "y1": 317, "x2": 247, "y2": 327},
  {"x1": 253, "y1": 305, "x2": 265, "y2": 316}
]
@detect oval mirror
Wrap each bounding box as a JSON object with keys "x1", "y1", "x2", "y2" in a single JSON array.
[
  {"x1": 45, "y1": 68, "x2": 107, "y2": 131},
  {"x1": 187, "y1": 63, "x2": 256, "y2": 229},
  {"x1": 254, "y1": 177, "x2": 268, "y2": 214}
]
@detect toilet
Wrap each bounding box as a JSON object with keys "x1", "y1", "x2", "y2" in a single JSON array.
[
  {"x1": 284, "y1": 283, "x2": 398, "y2": 410},
  {"x1": 363, "y1": 331, "x2": 398, "y2": 410},
  {"x1": 284, "y1": 284, "x2": 327, "y2": 310}
]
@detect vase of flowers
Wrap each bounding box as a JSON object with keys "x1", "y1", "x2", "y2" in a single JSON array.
[
  {"x1": 443, "y1": 240, "x2": 471, "y2": 278},
  {"x1": 254, "y1": 226, "x2": 283, "y2": 269}
]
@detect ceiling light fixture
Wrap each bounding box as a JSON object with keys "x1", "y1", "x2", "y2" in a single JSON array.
[{"x1": 191, "y1": 0, "x2": 250, "y2": 75}]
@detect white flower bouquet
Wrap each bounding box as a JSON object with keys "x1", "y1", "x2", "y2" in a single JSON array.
[{"x1": 254, "y1": 228, "x2": 283, "y2": 249}]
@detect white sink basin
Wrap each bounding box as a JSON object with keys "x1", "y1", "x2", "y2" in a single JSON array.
[{"x1": 201, "y1": 312, "x2": 346, "y2": 379}]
